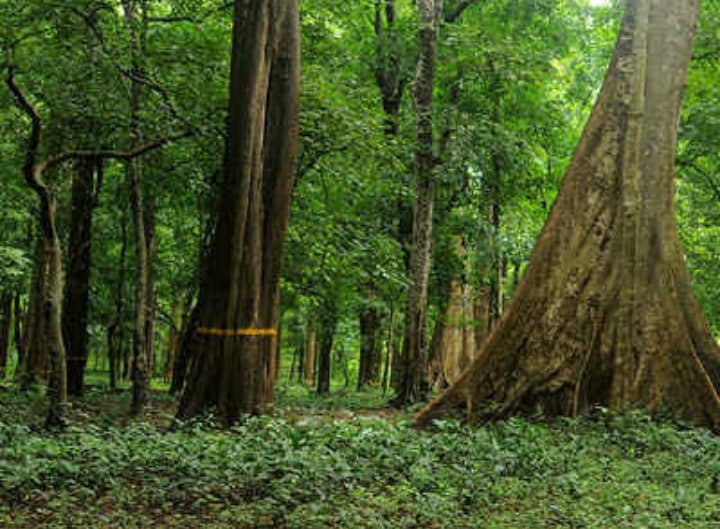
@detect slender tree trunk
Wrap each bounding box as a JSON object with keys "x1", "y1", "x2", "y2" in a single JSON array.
[
  {"x1": 177, "y1": 0, "x2": 300, "y2": 424},
  {"x1": 63, "y1": 157, "x2": 97, "y2": 396},
  {"x1": 108, "y1": 205, "x2": 128, "y2": 390},
  {"x1": 19, "y1": 237, "x2": 49, "y2": 387},
  {"x1": 144, "y1": 196, "x2": 157, "y2": 378},
  {"x1": 0, "y1": 293, "x2": 12, "y2": 379},
  {"x1": 394, "y1": 0, "x2": 442, "y2": 406},
  {"x1": 417, "y1": 0, "x2": 720, "y2": 429},
  {"x1": 317, "y1": 313, "x2": 336, "y2": 395},
  {"x1": 43, "y1": 205, "x2": 68, "y2": 428},
  {"x1": 123, "y1": 0, "x2": 150, "y2": 414},
  {"x1": 304, "y1": 321, "x2": 317, "y2": 386},
  {"x1": 164, "y1": 296, "x2": 183, "y2": 382},
  {"x1": 382, "y1": 306, "x2": 395, "y2": 395},
  {"x1": 13, "y1": 294, "x2": 25, "y2": 373},
  {"x1": 296, "y1": 334, "x2": 305, "y2": 383}
]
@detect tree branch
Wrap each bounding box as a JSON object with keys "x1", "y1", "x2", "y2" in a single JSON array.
[
  {"x1": 5, "y1": 61, "x2": 44, "y2": 194},
  {"x1": 40, "y1": 130, "x2": 197, "y2": 173},
  {"x1": 444, "y1": 0, "x2": 479, "y2": 23}
]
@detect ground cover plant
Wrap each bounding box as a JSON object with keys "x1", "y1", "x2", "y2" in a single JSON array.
[{"x1": 2, "y1": 388, "x2": 720, "y2": 529}]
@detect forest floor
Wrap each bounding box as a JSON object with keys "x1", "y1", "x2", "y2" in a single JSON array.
[{"x1": 1, "y1": 379, "x2": 719, "y2": 528}]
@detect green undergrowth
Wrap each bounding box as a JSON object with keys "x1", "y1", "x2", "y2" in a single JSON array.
[{"x1": 1, "y1": 390, "x2": 719, "y2": 528}]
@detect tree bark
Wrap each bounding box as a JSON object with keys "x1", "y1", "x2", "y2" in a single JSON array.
[
  {"x1": 62, "y1": 157, "x2": 97, "y2": 396},
  {"x1": 427, "y1": 238, "x2": 477, "y2": 388},
  {"x1": 358, "y1": 299, "x2": 381, "y2": 388},
  {"x1": 144, "y1": 196, "x2": 157, "y2": 378},
  {"x1": 108, "y1": 204, "x2": 128, "y2": 390},
  {"x1": 0, "y1": 293, "x2": 12, "y2": 379},
  {"x1": 13, "y1": 294, "x2": 25, "y2": 374},
  {"x1": 394, "y1": 0, "x2": 442, "y2": 406},
  {"x1": 123, "y1": 0, "x2": 150, "y2": 414},
  {"x1": 19, "y1": 237, "x2": 49, "y2": 387},
  {"x1": 316, "y1": 313, "x2": 336, "y2": 395},
  {"x1": 417, "y1": 0, "x2": 720, "y2": 429},
  {"x1": 177, "y1": 0, "x2": 300, "y2": 424},
  {"x1": 304, "y1": 321, "x2": 317, "y2": 386}
]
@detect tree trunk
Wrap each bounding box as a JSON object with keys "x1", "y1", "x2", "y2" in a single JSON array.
[
  {"x1": 123, "y1": 0, "x2": 150, "y2": 414},
  {"x1": 108, "y1": 204, "x2": 128, "y2": 390},
  {"x1": 358, "y1": 299, "x2": 381, "y2": 388},
  {"x1": 304, "y1": 322, "x2": 317, "y2": 386},
  {"x1": 394, "y1": 0, "x2": 442, "y2": 406},
  {"x1": 62, "y1": 157, "x2": 97, "y2": 396},
  {"x1": 0, "y1": 293, "x2": 12, "y2": 379},
  {"x1": 164, "y1": 296, "x2": 183, "y2": 382},
  {"x1": 177, "y1": 0, "x2": 300, "y2": 425},
  {"x1": 317, "y1": 314, "x2": 336, "y2": 395},
  {"x1": 417, "y1": 0, "x2": 720, "y2": 429},
  {"x1": 13, "y1": 294, "x2": 25, "y2": 374},
  {"x1": 427, "y1": 238, "x2": 477, "y2": 388},
  {"x1": 19, "y1": 237, "x2": 49, "y2": 387},
  {"x1": 144, "y1": 196, "x2": 157, "y2": 378}
]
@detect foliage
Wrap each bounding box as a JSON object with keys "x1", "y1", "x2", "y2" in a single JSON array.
[{"x1": 1, "y1": 390, "x2": 720, "y2": 528}]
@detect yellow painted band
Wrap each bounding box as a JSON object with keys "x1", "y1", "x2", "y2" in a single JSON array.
[{"x1": 196, "y1": 327, "x2": 277, "y2": 337}]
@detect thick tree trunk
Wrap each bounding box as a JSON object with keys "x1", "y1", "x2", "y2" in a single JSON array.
[
  {"x1": 427, "y1": 239, "x2": 477, "y2": 388},
  {"x1": 304, "y1": 322, "x2": 317, "y2": 386},
  {"x1": 177, "y1": 0, "x2": 300, "y2": 424},
  {"x1": 0, "y1": 293, "x2": 11, "y2": 379},
  {"x1": 417, "y1": 0, "x2": 720, "y2": 429},
  {"x1": 62, "y1": 157, "x2": 96, "y2": 396},
  {"x1": 394, "y1": 0, "x2": 442, "y2": 406}
]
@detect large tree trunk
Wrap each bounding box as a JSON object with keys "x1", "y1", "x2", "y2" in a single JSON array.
[
  {"x1": 417, "y1": 0, "x2": 720, "y2": 429},
  {"x1": 394, "y1": 0, "x2": 442, "y2": 406},
  {"x1": 0, "y1": 293, "x2": 12, "y2": 379},
  {"x1": 62, "y1": 157, "x2": 97, "y2": 396},
  {"x1": 427, "y1": 238, "x2": 477, "y2": 388},
  {"x1": 177, "y1": 0, "x2": 300, "y2": 424}
]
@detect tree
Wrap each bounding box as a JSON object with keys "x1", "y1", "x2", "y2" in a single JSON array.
[
  {"x1": 63, "y1": 157, "x2": 101, "y2": 396},
  {"x1": 177, "y1": 0, "x2": 300, "y2": 424},
  {"x1": 393, "y1": 0, "x2": 443, "y2": 406},
  {"x1": 417, "y1": 0, "x2": 720, "y2": 429}
]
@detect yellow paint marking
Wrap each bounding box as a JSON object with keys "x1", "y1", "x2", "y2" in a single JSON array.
[{"x1": 196, "y1": 327, "x2": 277, "y2": 337}]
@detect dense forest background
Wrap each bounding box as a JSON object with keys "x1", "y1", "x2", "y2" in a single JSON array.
[
  {"x1": 1, "y1": 0, "x2": 718, "y2": 395},
  {"x1": 2, "y1": 1, "x2": 720, "y2": 527}
]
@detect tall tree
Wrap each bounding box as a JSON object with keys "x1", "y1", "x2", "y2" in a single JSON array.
[
  {"x1": 122, "y1": 0, "x2": 151, "y2": 414},
  {"x1": 393, "y1": 0, "x2": 443, "y2": 406},
  {"x1": 0, "y1": 293, "x2": 11, "y2": 378},
  {"x1": 177, "y1": 0, "x2": 300, "y2": 424},
  {"x1": 62, "y1": 157, "x2": 100, "y2": 395},
  {"x1": 417, "y1": 0, "x2": 720, "y2": 428},
  {"x1": 6, "y1": 64, "x2": 68, "y2": 427}
]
